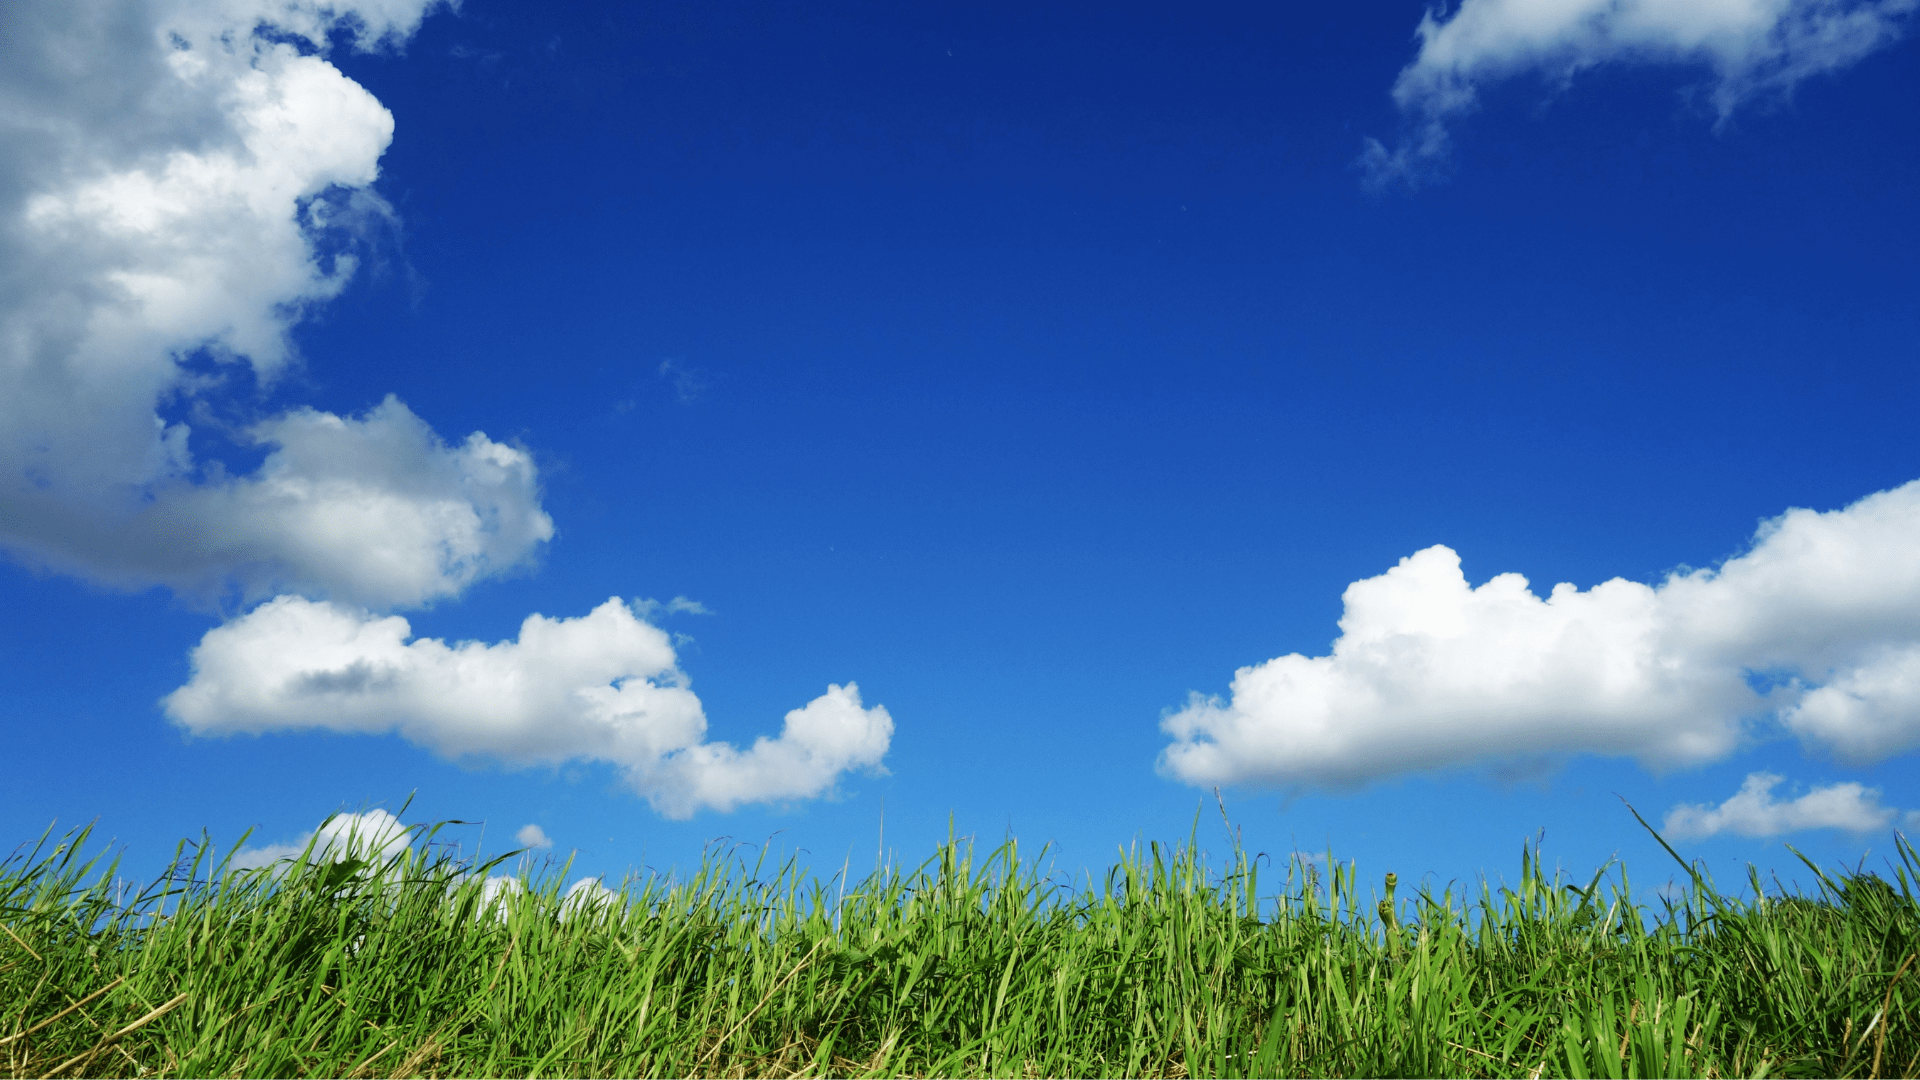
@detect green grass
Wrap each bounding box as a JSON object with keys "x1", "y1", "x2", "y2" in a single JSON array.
[{"x1": 2, "y1": 812, "x2": 1916, "y2": 1078}]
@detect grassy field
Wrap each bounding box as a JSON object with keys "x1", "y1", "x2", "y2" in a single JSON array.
[{"x1": 2, "y1": 811, "x2": 1915, "y2": 1079}]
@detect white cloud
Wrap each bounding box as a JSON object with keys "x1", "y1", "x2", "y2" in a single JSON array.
[
  {"x1": 560, "y1": 877, "x2": 619, "y2": 922},
  {"x1": 1664, "y1": 772, "x2": 1898, "y2": 839},
  {"x1": 229, "y1": 807, "x2": 412, "y2": 870},
  {"x1": 634, "y1": 596, "x2": 712, "y2": 619},
  {"x1": 8, "y1": 396, "x2": 552, "y2": 609},
  {"x1": 0, "y1": 0, "x2": 552, "y2": 608},
  {"x1": 469, "y1": 874, "x2": 524, "y2": 923},
  {"x1": 163, "y1": 596, "x2": 895, "y2": 818},
  {"x1": 644, "y1": 682, "x2": 899, "y2": 816},
  {"x1": 1160, "y1": 479, "x2": 1920, "y2": 790},
  {"x1": 1361, "y1": 0, "x2": 1917, "y2": 189},
  {"x1": 514, "y1": 823, "x2": 552, "y2": 849},
  {"x1": 479, "y1": 875, "x2": 522, "y2": 907},
  {"x1": 234, "y1": 813, "x2": 536, "y2": 924},
  {"x1": 1779, "y1": 645, "x2": 1920, "y2": 763},
  {"x1": 10, "y1": 1, "x2": 893, "y2": 821}
]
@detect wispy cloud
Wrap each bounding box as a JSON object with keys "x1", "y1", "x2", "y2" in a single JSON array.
[
  {"x1": 1161, "y1": 480, "x2": 1920, "y2": 790},
  {"x1": 1664, "y1": 772, "x2": 1899, "y2": 840},
  {"x1": 1361, "y1": 0, "x2": 1917, "y2": 190},
  {"x1": 635, "y1": 596, "x2": 712, "y2": 618},
  {"x1": 658, "y1": 359, "x2": 711, "y2": 404}
]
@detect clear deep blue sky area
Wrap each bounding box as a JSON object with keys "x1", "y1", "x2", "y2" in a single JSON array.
[{"x1": 4, "y1": 0, "x2": 1918, "y2": 896}]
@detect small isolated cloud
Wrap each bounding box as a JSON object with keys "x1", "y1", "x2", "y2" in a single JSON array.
[
  {"x1": 1664, "y1": 772, "x2": 1898, "y2": 840},
  {"x1": 635, "y1": 596, "x2": 711, "y2": 619},
  {"x1": 1160, "y1": 480, "x2": 1920, "y2": 790},
  {"x1": 0, "y1": 0, "x2": 549, "y2": 608},
  {"x1": 1361, "y1": 0, "x2": 1917, "y2": 190},
  {"x1": 658, "y1": 359, "x2": 710, "y2": 404},
  {"x1": 163, "y1": 596, "x2": 894, "y2": 818},
  {"x1": 514, "y1": 823, "x2": 552, "y2": 849},
  {"x1": 230, "y1": 808, "x2": 412, "y2": 870},
  {"x1": 449, "y1": 43, "x2": 505, "y2": 65}
]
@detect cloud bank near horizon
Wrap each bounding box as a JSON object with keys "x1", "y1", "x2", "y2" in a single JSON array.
[
  {"x1": 1663, "y1": 772, "x2": 1919, "y2": 841},
  {"x1": 229, "y1": 807, "x2": 413, "y2": 870},
  {"x1": 165, "y1": 597, "x2": 895, "y2": 818},
  {"x1": 1161, "y1": 480, "x2": 1920, "y2": 792},
  {"x1": 1361, "y1": 0, "x2": 1917, "y2": 190},
  {"x1": 231, "y1": 810, "x2": 597, "y2": 918}
]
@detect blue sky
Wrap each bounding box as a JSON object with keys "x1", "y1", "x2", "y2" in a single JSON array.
[{"x1": 4, "y1": 0, "x2": 1918, "y2": 898}]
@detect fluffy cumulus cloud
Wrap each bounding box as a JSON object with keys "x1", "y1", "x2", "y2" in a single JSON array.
[
  {"x1": 6, "y1": 0, "x2": 892, "y2": 817},
  {"x1": 1361, "y1": 0, "x2": 1917, "y2": 189},
  {"x1": 1161, "y1": 480, "x2": 1920, "y2": 790},
  {"x1": 479, "y1": 877, "x2": 622, "y2": 923},
  {"x1": 12, "y1": 396, "x2": 551, "y2": 609},
  {"x1": 1780, "y1": 646, "x2": 1920, "y2": 763},
  {"x1": 560, "y1": 878, "x2": 621, "y2": 922},
  {"x1": 229, "y1": 807, "x2": 412, "y2": 870},
  {"x1": 231, "y1": 810, "x2": 535, "y2": 921},
  {"x1": 515, "y1": 823, "x2": 553, "y2": 849},
  {"x1": 163, "y1": 596, "x2": 895, "y2": 818},
  {"x1": 0, "y1": 0, "x2": 552, "y2": 607},
  {"x1": 1663, "y1": 772, "x2": 1903, "y2": 840}
]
